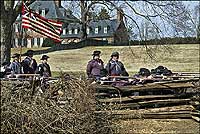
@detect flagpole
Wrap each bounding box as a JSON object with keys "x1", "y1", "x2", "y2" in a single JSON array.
[
  {"x1": 19, "y1": 24, "x2": 23, "y2": 62},
  {"x1": 20, "y1": 1, "x2": 25, "y2": 62}
]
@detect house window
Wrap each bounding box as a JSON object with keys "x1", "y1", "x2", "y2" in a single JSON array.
[
  {"x1": 37, "y1": 38, "x2": 40, "y2": 46},
  {"x1": 69, "y1": 29, "x2": 72, "y2": 34},
  {"x1": 40, "y1": 38, "x2": 43, "y2": 46},
  {"x1": 104, "y1": 27, "x2": 107, "y2": 34},
  {"x1": 95, "y1": 27, "x2": 98, "y2": 34},
  {"x1": 63, "y1": 28, "x2": 66, "y2": 35},
  {"x1": 31, "y1": 38, "x2": 34, "y2": 46},
  {"x1": 87, "y1": 28, "x2": 90, "y2": 34},
  {"x1": 41, "y1": 9, "x2": 45, "y2": 17},
  {"x1": 34, "y1": 38, "x2": 37, "y2": 46},
  {"x1": 15, "y1": 38, "x2": 18, "y2": 46},
  {"x1": 74, "y1": 29, "x2": 78, "y2": 34},
  {"x1": 15, "y1": 24, "x2": 18, "y2": 32}
]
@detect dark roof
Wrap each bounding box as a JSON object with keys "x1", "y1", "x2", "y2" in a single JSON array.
[
  {"x1": 15, "y1": 0, "x2": 78, "y2": 24},
  {"x1": 15, "y1": 0, "x2": 78, "y2": 23},
  {"x1": 61, "y1": 19, "x2": 120, "y2": 38}
]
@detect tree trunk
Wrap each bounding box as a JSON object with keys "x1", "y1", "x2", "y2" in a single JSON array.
[
  {"x1": 80, "y1": 0, "x2": 87, "y2": 40},
  {"x1": 1, "y1": 3, "x2": 14, "y2": 64},
  {"x1": 1, "y1": 1, "x2": 23, "y2": 64},
  {"x1": 1, "y1": 20, "x2": 13, "y2": 64}
]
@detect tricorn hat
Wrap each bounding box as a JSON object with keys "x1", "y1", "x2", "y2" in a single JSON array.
[
  {"x1": 2, "y1": 61, "x2": 10, "y2": 66},
  {"x1": 40, "y1": 55, "x2": 50, "y2": 60},
  {"x1": 92, "y1": 51, "x2": 101, "y2": 56},
  {"x1": 11, "y1": 53, "x2": 20, "y2": 58},
  {"x1": 111, "y1": 51, "x2": 119, "y2": 57},
  {"x1": 24, "y1": 50, "x2": 35, "y2": 56}
]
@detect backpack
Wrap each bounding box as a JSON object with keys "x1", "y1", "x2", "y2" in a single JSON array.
[
  {"x1": 151, "y1": 66, "x2": 172, "y2": 76},
  {"x1": 138, "y1": 68, "x2": 151, "y2": 77}
]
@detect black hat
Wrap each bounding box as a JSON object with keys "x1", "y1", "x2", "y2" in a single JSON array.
[
  {"x1": 111, "y1": 51, "x2": 119, "y2": 57},
  {"x1": 11, "y1": 53, "x2": 20, "y2": 58},
  {"x1": 2, "y1": 61, "x2": 10, "y2": 66},
  {"x1": 25, "y1": 50, "x2": 34, "y2": 56},
  {"x1": 40, "y1": 55, "x2": 50, "y2": 60},
  {"x1": 92, "y1": 51, "x2": 101, "y2": 56}
]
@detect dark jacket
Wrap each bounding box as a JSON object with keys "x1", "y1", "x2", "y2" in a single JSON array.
[
  {"x1": 36, "y1": 63, "x2": 51, "y2": 77},
  {"x1": 22, "y1": 57, "x2": 37, "y2": 74},
  {"x1": 86, "y1": 59, "x2": 104, "y2": 78},
  {"x1": 10, "y1": 61, "x2": 22, "y2": 74},
  {"x1": 105, "y1": 59, "x2": 129, "y2": 76},
  {"x1": 0, "y1": 64, "x2": 11, "y2": 78}
]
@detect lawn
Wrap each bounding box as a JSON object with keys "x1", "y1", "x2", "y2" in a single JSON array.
[{"x1": 11, "y1": 44, "x2": 199, "y2": 77}]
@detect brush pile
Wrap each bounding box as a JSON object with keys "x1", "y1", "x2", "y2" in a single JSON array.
[{"x1": 1, "y1": 74, "x2": 113, "y2": 134}]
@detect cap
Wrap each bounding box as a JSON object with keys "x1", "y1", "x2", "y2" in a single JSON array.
[
  {"x1": 25, "y1": 50, "x2": 35, "y2": 56},
  {"x1": 111, "y1": 51, "x2": 119, "y2": 57},
  {"x1": 2, "y1": 61, "x2": 10, "y2": 66},
  {"x1": 11, "y1": 53, "x2": 20, "y2": 58},
  {"x1": 40, "y1": 55, "x2": 50, "y2": 60},
  {"x1": 92, "y1": 51, "x2": 101, "y2": 56}
]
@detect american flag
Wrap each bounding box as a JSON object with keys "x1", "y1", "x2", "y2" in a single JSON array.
[{"x1": 22, "y1": 2, "x2": 63, "y2": 42}]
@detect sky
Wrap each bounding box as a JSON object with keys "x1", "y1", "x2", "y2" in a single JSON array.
[
  {"x1": 62, "y1": 1, "x2": 199, "y2": 39},
  {"x1": 14, "y1": 0, "x2": 199, "y2": 39}
]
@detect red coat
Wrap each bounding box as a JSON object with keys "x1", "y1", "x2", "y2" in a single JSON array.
[{"x1": 86, "y1": 59, "x2": 104, "y2": 78}]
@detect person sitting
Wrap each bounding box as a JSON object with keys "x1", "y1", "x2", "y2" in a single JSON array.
[
  {"x1": 132, "y1": 68, "x2": 154, "y2": 84},
  {"x1": 105, "y1": 51, "x2": 129, "y2": 77},
  {"x1": 86, "y1": 51, "x2": 104, "y2": 80},
  {"x1": 9, "y1": 53, "x2": 22, "y2": 77},
  {"x1": 36, "y1": 55, "x2": 51, "y2": 78},
  {"x1": 22, "y1": 50, "x2": 37, "y2": 74}
]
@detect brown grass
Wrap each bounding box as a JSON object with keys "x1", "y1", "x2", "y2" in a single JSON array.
[{"x1": 12, "y1": 44, "x2": 199, "y2": 76}]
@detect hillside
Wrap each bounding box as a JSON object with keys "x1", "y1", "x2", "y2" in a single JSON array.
[{"x1": 12, "y1": 44, "x2": 199, "y2": 76}]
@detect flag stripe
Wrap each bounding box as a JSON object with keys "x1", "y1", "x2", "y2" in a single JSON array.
[
  {"x1": 22, "y1": 16, "x2": 61, "y2": 35},
  {"x1": 22, "y1": 2, "x2": 63, "y2": 42},
  {"x1": 36, "y1": 17, "x2": 61, "y2": 33},
  {"x1": 33, "y1": 13, "x2": 62, "y2": 29},
  {"x1": 35, "y1": 14, "x2": 63, "y2": 27},
  {"x1": 22, "y1": 21, "x2": 60, "y2": 39},
  {"x1": 22, "y1": 24, "x2": 61, "y2": 42}
]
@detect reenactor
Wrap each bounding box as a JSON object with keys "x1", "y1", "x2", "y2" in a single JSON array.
[
  {"x1": 105, "y1": 51, "x2": 129, "y2": 76},
  {"x1": 22, "y1": 50, "x2": 37, "y2": 74},
  {"x1": 0, "y1": 61, "x2": 11, "y2": 78},
  {"x1": 86, "y1": 51, "x2": 104, "y2": 80},
  {"x1": 9, "y1": 53, "x2": 22, "y2": 77},
  {"x1": 36, "y1": 55, "x2": 51, "y2": 77}
]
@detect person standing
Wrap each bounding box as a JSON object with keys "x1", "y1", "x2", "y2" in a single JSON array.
[
  {"x1": 86, "y1": 51, "x2": 104, "y2": 80},
  {"x1": 9, "y1": 53, "x2": 22, "y2": 77},
  {"x1": 105, "y1": 51, "x2": 129, "y2": 76},
  {"x1": 36, "y1": 55, "x2": 51, "y2": 77},
  {"x1": 22, "y1": 50, "x2": 37, "y2": 74}
]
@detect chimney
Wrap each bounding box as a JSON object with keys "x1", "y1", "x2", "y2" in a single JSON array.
[
  {"x1": 54, "y1": 0, "x2": 61, "y2": 8},
  {"x1": 117, "y1": 9, "x2": 124, "y2": 23}
]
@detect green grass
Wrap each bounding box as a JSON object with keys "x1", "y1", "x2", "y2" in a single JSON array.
[{"x1": 12, "y1": 44, "x2": 199, "y2": 77}]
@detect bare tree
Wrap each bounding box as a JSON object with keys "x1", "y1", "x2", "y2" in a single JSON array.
[
  {"x1": 1, "y1": 1, "x2": 21, "y2": 64},
  {"x1": 1, "y1": 0, "x2": 197, "y2": 63},
  {"x1": 1, "y1": 0, "x2": 34, "y2": 64}
]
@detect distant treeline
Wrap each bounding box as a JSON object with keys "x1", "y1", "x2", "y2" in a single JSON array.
[
  {"x1": 129, "y1": 37, "x2": 199, "y2": 45},
  {"x1": 42, "y1": 37, "x2": 199, "y2": 48}
]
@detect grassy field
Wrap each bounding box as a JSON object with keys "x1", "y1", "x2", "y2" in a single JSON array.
[{"x1": 12, "y1": 44, "x2": 199, "y2": 77}]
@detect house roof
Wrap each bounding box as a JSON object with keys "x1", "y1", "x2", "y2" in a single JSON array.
[
  {"x1": 16, "y1": 0, "x2": 78, "y2": 23},
  {"x1": 61, "y1": 19, "x2": 121, "y2": 38}
]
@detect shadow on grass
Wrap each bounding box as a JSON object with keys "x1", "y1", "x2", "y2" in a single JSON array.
[
  {"x1": 29, "y1": 39, "x2": 108, "y2": 56},
  {"x1": 52, "y1": 71, "x2": 86, "y2": 79}
]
